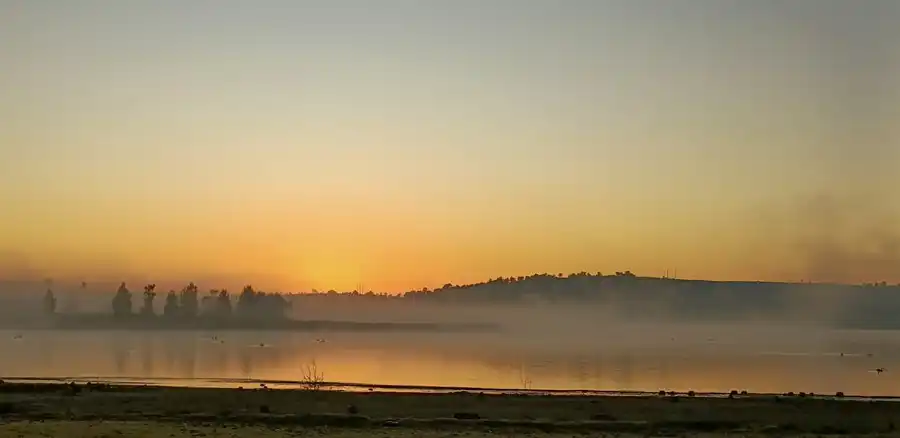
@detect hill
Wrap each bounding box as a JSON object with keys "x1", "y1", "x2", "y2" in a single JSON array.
[
  {"x1": 2, "y1": 274, "x2": 900, "y2": 330},
  {"x1": 398, "y1": 272, "x2": 900, "y2": 329}
]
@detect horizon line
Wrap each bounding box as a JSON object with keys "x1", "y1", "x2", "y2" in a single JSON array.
[{"x1": 3, "y1": 272, "x2": 898, "y2": 296}]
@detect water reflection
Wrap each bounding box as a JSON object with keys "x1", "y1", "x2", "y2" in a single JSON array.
[{"x1": 1, "y1": 329, "x2": 899, "y2": 396}]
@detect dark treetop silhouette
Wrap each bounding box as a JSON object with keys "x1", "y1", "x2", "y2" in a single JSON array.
[
  {"x1": 8, "y1": 272, "x2": 900, "y2": 330},
  {"x1": 396, "y1": 271, "x2": 900, "y2": 329},
  {"x1": 38, "y1": 281, "x2": 494, "y2": 333},
  {"x1": 108, "y1": 282, "x2": 288, "y2": 320}
]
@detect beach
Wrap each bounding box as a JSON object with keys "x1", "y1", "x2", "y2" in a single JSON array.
[{"x1": 1, "y1": 382, "x2": 899, "y2": 437}]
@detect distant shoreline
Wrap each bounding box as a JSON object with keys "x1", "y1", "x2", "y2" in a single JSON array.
[{"x1": 0, "y1": 376, "x2": 894, "y2": 401}]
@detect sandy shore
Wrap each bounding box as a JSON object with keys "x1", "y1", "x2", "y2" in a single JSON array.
[{"x1": 1, "y1": 382, "x2": 899, "y2": 436}]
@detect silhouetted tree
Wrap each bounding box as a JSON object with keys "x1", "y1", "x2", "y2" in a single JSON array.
[
  {"x1": 112, "y1": 282, "x2": 133, "y2": 317},
  {"x1": 216, "y1": 289, "x2": 233, "y2": 318},
  {"x1": 163, "y1": 290, "x2": 179, "y2": 317},
  {"x1": 43, "y1": 289, "x2": 57, "y2": 315},
  {"x1": 141, "y1": 284, "x2": 157, "y2": 316},
  {"x1": 257, "y1": 292, "x2": 290, "y2": 319},
  {"x1": 179, "y1": 282, "x2": 199, "y2": 318},
  {"x1": 235, "y1": 285, "x2": 289, "y2": 319},
  {"x1": 236, "y1": 285, "x2": 258, "y2": 318}
]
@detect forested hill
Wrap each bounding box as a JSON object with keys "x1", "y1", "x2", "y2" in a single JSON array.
[
  {"x1": 399, "y1": 272, "x2": 900, "y2": 329},
  {"x1": 3, "y1": 273, "x2": 900, "y2": 329}
]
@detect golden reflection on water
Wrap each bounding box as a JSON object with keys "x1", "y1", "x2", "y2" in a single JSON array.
[{"x1": 1, "y1": 330, "x2": 899, "y2": 396}]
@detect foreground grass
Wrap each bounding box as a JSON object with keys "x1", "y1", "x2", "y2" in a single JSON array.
[
  {"x1": 0, "y1": 421, "x2": 540, "y2": 438},
  {"x1": 1, "y1": 383, "x2": 900, "y2": 435},
  {"x1": 4, "y1": 421, "x2": 894, "y2": 438}
]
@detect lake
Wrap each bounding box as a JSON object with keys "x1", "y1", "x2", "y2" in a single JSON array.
[{"x1": 2, "y1": 325, "x2": 900, "y2": 396}]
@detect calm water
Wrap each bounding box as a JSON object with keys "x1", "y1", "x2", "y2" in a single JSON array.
[{"x1": 2, "y1": 327, "x2": 900, "y2": 396}]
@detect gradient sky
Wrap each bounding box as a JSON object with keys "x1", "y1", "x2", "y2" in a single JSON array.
[{"x1": 2, "y1": 0, "x2": 899, "y2": 292}]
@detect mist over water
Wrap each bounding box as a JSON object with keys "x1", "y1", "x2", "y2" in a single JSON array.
[
  {"x1": 3, "y1": 296, "x2": 900, "y2": 396},
  {"x1": 2, "y1": 273, "x2": 900, "y2": 400}
]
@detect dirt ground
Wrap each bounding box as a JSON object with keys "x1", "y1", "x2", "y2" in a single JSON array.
[
  {"x1": 7, "y1": 422, "x2": 900, "y2": 438},
  {"x1": 1, "y1": 382, "x2": 898, "y2": 436}
]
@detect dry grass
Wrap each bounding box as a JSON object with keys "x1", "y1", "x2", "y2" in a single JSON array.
[
  {"x1": 1, "y1": 383, "x2": 899, "y2": 435},
  {"x1": 0, "y1": 420, "x2": 544, "y2": 437},
  {"x1": 0, "y1": 421, "x2": 886, "y2": 438},
  {"x1": 299, "y1": 360, "x2": 326, "y2": 391}
]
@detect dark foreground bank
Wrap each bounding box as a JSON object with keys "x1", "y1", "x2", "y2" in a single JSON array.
[
  {"x1": 7, "y1": 421, "x2": 874, "y2": 438},
  {"x1": 1, "y1": 382, "x2": 900, "y2": 436}
]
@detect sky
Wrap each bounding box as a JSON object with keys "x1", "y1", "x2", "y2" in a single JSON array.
[{"x1": 1, "y1": 0, "x2": 899, "y2": 292}]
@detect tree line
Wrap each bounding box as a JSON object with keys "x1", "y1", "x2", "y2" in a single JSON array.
[
  {"x1": 43, "y1": 283, "x2": 290, "y2": 320},
  {"x1": 37, "y1": 271, "x2": 900, "y2": 329}
]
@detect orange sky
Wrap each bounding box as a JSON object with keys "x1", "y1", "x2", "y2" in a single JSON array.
[{"x1": 2, "y1": 1, "x2": 898, "y2": 292}]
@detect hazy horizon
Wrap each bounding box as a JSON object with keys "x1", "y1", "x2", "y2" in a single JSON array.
[
  {"x1": 3, "y1": 0, "x2": 899, "y2": 292},
  {"x1": 0, "y1": 270, "x2": 895, "y2": 299}
]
